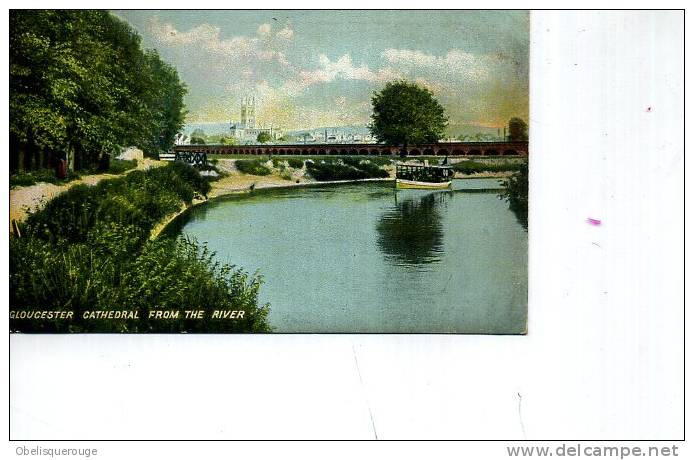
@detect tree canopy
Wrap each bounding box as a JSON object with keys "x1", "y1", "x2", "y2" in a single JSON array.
[
  {"x1": 10, "y1": 10, "x2": 187, "y2": 172},
  {"x1": 369, "y1": 81, "x2": 448, "y2": 147},
  {"x1": 256, "y1": 132, "x2": 272, "y2": 144},
  {"x1": 508, "y1": 117, "x2": 528, "y2": 141}
]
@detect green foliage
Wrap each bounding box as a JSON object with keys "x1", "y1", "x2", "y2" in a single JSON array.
[
  {"x1": 9, "y1": 10, "x2": 187, "y2": 172},
  {"x1": 370, "y1": 80, "x2": 448, "y2": 147},
  {"x1": 306, "y1": 158, "x2": 389, "y2": 181},
  {"x1": 286, "y1": 158, "x2": 304, "y2": 169},
  {"x1": 508, "y1": 117, "x2": 528, "y2": 141},
  {"x1": 367, "y1": 156, "x2": 393, "y2": 166},
  {"x1": 206, "y1": 134, "x2": 237, "y2": 145},
  {"x1": 452, "y1": 160, "x2": 522, "y2": 175},
  {"x1": 10, "y1": 158, "x2": 136, "y2": 188},
  {"x1": 236, "y1": 159, "x2": 271, "y2": 176},
  {"x1": 501, "y1": 162, "x2": 528, "y2": 229},
  {"x1": 10, "y1": 168, "x2": 81, "y2": 188},
  {"x1": 10, "y1": 162, "x2": 270, "y2": 332},
  {"x1": 190, "y1": 136, "x2": 206, "y2": 145},
  {"x1": 105, "y1": 158, "x2": 137, "y2": 175},
  {"x1": 23, "y1": 162, "x2": 208, "y2": 244},
  {"x1": 256, "y1": 132, "x2": 272, "y2": 144}
]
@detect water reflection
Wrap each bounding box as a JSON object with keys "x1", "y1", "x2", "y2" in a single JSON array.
[{"x1": 376, "y1": 190, "x2": 450, "y2": 266}]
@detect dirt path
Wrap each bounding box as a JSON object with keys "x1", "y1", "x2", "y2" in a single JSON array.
[{"x1": 9, "y1": 158, "x2": 164, "y2": 224}]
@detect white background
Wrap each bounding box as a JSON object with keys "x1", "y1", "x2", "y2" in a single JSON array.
[{"x1": 2, "y1": 6, "x2": 687, "y2": 457}]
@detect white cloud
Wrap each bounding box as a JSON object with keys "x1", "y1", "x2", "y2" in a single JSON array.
[
  {"x1": 381, "y1": 48, "x2": 490, "y2": 81},
  {"x1": 148, "y1": 17, "x2": 291, "y2": 68},
  {"x1": 289, "y1": 54, "x2": 401, "y2": 94}
]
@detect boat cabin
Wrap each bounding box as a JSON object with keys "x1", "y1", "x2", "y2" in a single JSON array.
[{"x1": 396, "y1": 163, "x2": 453, "y2": 183}]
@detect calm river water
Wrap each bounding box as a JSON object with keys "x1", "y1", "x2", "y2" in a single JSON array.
[{"x1": 174, "y1": 179, "x2": 527, "y2": 333}]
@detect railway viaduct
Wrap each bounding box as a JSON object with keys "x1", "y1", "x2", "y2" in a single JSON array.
[{"x1": 172, "y1": 141, "x2": 528, "y2": 157}]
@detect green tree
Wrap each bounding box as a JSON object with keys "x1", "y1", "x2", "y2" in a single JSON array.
[
  {"x1": 508, "y1": 117, "x2": 528, "y2": 141},
  {"x1": 257, "y1": 132, "x2": 272, "y2": 144},
  {"x1": 369, "y1": 81, "x2": 448, "y2": 156},
  {"x1": 10, "y1": 10, "x2": 187, "y2": 173}
]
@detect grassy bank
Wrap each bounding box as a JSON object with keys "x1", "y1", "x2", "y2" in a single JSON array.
[{"x1": 10, "y1": 162, "x2": 271, "y2": 333}]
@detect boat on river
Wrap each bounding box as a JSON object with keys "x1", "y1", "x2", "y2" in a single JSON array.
[{"x1": 395, "y1": 162, "x2": 453, "y2": 189}]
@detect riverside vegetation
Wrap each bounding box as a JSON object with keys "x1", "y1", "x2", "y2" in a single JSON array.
[{"x1": 10, "y1": 162, "x2": 271, "y2": 333}]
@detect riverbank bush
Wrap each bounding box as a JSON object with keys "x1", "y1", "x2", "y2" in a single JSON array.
[
  {"x1": 452, "y1": 160, "x2": 523, "y2": 175},
  {"x1": 236, "y1": 159, "x2": 272, "y2": 176},
  {"x1": 287, "y1": 158, "x2": 305, "y2": 169},
  {"x1": 306, "y1": 158, "x2": 390, "y2": 181},
  {"x1": 500, "y1": 162, "x2": 528, "y2": 229},
  {"x1": 10, "y1": 162, "x2": 271, "y2": 333}
]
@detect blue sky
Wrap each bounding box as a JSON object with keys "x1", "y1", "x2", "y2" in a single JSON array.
[{"x1": 115, "y1": 10, "x2": 528, "y2": 131}]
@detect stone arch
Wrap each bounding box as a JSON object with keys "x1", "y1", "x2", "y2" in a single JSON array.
[
  {"x1": 330, "y1": 149, "x2": 339, "y2": 155},
  {"x1": 423, "y1": 148, "x2": 434, "y2": 156},
  {"x1": 452, "y1": 149, "x2": 463, "y2": 156},
  {"x1": 302, "y1": 149, "x2": 309, "y2": 155},
  {"x1": 349, "y1": 149, "x2": 359, "y2": 155},
  {"x1": 370, "y1": 149, "x2": 379, "y2": 155},
  {"x1": 437, "y1": 149, "x2": 449, "y2": 157},
  {"x1": 318, "y1": 149, "x2": 326, "y2": 155},
  {"x1": 469, "y1": 149, "x2": 482, "y2": 156},
  {"x1": 359, "y1": 149, "x2": 369, "y2": 155},
  {"x1": 504, "y1": 149, "x2": 517, "y2": 156},
  {"x1": 485, "y1": 149, "x2": 500, "y2": 156},
  {"x1": 339, "y1": 148, "x2": 349, "y2": 155},
  {"x1": 410, "y1": 149, "x2": 421, "y2": 156},
  {"x1": 381, "y1": 149, "x2": 391, "y2": 156}
]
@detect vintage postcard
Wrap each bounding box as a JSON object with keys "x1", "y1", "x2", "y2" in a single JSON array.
[{"x1": 9, "y1": 10, "x2": 528, "y2": 333}]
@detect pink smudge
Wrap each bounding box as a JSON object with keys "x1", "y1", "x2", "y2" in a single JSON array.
[
  {"x1": 646, "y1": 107, "x2": 652, "y2": 112},
  {"x1": 587, "y1": 217, "x2": 602, "y2": 226}
]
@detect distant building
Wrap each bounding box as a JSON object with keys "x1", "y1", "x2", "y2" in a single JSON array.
[{"x1": 229, "y1": 97, "x2": 282, "y2": 143}]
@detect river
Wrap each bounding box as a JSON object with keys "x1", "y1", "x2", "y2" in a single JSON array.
[{"x1": 173, "y1": 178, "x2": 527, "y2": 333}]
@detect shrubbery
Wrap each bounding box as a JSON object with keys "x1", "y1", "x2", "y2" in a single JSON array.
[
  {"x1": 500, "y1": 162, "x2": 528, "y2": 229},
  {"x1": 452, "y1": 160, "x2": 522, "y2": 175},
  {"x1": 10, "y1": 162, "x2": 271, "y2": 332},
  {"x1": 236, "y1": 159, "x2": 271, "y2": 176},
  {"x1": 286, "y1": 158, "x2": 304, "y2": 169},
  {"x1": 306, "y1": 158, "x2": 389, "y2": 181}
]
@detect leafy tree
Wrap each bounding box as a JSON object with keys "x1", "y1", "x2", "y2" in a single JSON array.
[
  {"x1": 10, "y1": 10, "x2": 187, "y2": 173},
  {"x1": 369, "y1": 81, "x2": 448, "y2": 155},
  {"x1": 256, "y1": 132, "x2": 272, "y2": 143},
  {"x1": 508, "y1": 117, "x2": 528, "y2": 141},
  {"x1": 190, "y1": 136, "x2": 206, "y2": 145}
]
